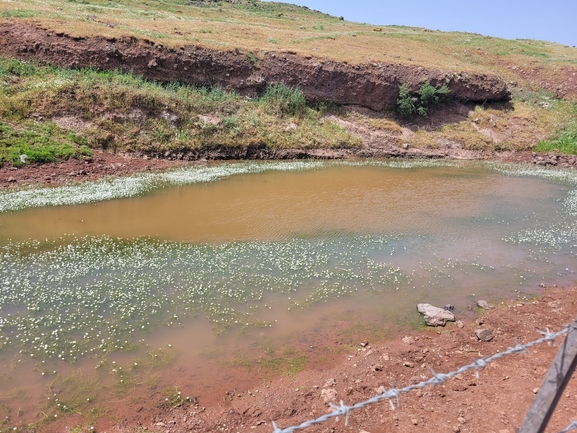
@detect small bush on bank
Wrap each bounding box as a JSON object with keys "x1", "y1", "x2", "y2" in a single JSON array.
[
  {"x1": 396, "y1": 80, "x2": 450, "y2": 117},
  {"x1": 259, "y1": 84, "x2": 307, "y2": 116}
]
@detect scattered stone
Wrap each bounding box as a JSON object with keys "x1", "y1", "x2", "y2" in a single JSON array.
[
  {"x1": 403, "y1": 361, "x2": 414, "y2": 368},
  {"x1": 360, "y1": 340, "x2": 369, "y2": 347},
  {"x1": 160, "y1": 109, "x2": 179, "y2": 127},
  {"x1": 198, "y1": 114, "x2": 220, "y2": 125},
  {"x1": 475, "y1": 329, "x2": 494, "y2": 342},
  {"x1": 411, "y1": 419, "x2": 419, "y2": 425},
  {"x1": 456, "y1": 320, "x2": 465, "y2": 329},
  {"x1": 477, "y1": 300, "x2": 494, "y2": 310},
  {"x1": 320, "y1": 388, "x2": 337, "y2": 403},
  {"x1": 444, "y1": 304, "x2": 455, "y2": 311},
  {"x1": 372, "y1": 364, "x2": 383, "y2": 372},
  {"x1": 457, "y1": 416, "x2": 466, "y2": 424},
  {"x1": 323, "y1": 378, "x2": 336, "y2": 388},
  {"x1": 402, "y1": 336, "x2": 416, "y2": 345},
  {"x1": 382, "y1": 353, "x2": 390, "y2": 361},
  {"x1": 532, "y1": 387, "x2": 539, "y2": 394},
  {"x1": 7, "y1": 177, "x2": 16, "y2": 183},
  {"x1": 417, "y1": 303, "x2": 456, "y2": 326}
]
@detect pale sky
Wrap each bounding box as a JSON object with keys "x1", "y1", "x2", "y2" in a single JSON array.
[{"x1": 266, "y1": 0, "x2": 577, "y2": 46}]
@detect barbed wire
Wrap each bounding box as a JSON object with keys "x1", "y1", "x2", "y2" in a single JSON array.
[
  {"x1": 560, "y1": 420, "x2": 577, "y2": 433},
  {"x1": 271, "y1": 325, "x2": 571, "y2": 433}
]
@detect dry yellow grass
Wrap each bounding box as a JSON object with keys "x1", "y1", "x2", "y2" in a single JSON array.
[{"x1": 1, "y1": 0, "x2": 576, "y2": 78}]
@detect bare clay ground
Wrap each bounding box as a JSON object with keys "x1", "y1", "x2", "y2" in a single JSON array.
[
  {"x1": 137, "y1": 287, "x2": 577, "y2": 433},
  {"x1": 2, "y1": 148, "x2": 576, "y2": 191},
  {"x1": 0, "y1": 150, "x2": 189, "y2": 189}
]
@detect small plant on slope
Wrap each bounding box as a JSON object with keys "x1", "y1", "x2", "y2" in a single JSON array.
[{"x1": 396, "y1": 80, "x2": 450, "y2": 117}]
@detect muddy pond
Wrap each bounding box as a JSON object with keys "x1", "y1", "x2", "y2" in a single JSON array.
[{"x1": 0, "y1": 160, "x2": 576, "y2": 430}]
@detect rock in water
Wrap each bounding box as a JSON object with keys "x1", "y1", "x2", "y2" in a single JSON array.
[
  {"x1": 417, "y1": 303, "x2": 456, "y2": 326},
  {"x1": 477, "y1": 300, "x2": 494, "y2": 310}
]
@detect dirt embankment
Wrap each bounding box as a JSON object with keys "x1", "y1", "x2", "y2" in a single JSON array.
[{"x1": 0, "y1": 22, "x2": 511, "y2": 111}]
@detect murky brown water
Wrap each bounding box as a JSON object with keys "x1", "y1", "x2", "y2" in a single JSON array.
[
  {"x1": 0, "y1": 164, "x2": 556, "y2": 243},
  {"x1": 0, "y1": 162, "x2": 576, "y2": 430}
]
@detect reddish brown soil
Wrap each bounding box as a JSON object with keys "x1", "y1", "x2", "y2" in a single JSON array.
[
  {"x1": 83, "y1": 287, "x2": 577, "y2": 433},
  {"x1": 2, "y1": 147, "x2": 576, "y2": 190},
  {"x1": 506, "y1": 62, "x2": 577, "y2": 101},
  {"x1": 0, "y1": 150, "x2": 188, "y2": 189},
  {"x1": 0, "y1": 22, "x2": 510, "y2": 111}
]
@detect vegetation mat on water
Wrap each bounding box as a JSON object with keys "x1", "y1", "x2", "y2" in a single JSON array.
[
  {"x1": 1, "y1": 160, "x2": 577, "y2": 362},
  {"x1": 0, "y1": 234, "x2": 411, "y2": 361}
]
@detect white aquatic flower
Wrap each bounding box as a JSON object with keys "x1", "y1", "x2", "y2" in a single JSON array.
[{"x1": 0, "y1": 161, "x2": 327, "y2": 212}]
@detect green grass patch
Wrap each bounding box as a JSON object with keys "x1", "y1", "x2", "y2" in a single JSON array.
[
  {"x1": 535, "y1": 125, "x2": 577, "y2": 154},
  {"x1": 1, "y1": 9, "x2": 41, "y2": 18},
  {"x1": 0, "y1": 57, "x2": 357, "y2": 160},
  {"x1": 0, "y1": 121, "x2": 92, "y2": 166},
  {"x1": 258, "y1": 84, "x2": 306, "y2": 116}
]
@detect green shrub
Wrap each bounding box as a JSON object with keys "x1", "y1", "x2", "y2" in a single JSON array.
[
  {"x1": 259, "y1": 84, "x2": 307, "y2": 116},
  {"x1": 418, "y1": 80, "x2": 450, "y2": 109},
  {"x1": 396, "y1": 84, "x2": 417, "y2": 117},
  {"x1": 396, "y1": 80, "x2": 450, "y2": 117}
]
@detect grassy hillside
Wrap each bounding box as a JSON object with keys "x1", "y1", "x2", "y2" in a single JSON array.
[
  {"x1": 2, "y1": 0, "x2": 576, "y2": 73},
  {"x1": 1, "y1": 0, "x2": 577, "y2": 165},
  {"x1": 0, "y1": 57, "x2": 357, "y2": 166}
]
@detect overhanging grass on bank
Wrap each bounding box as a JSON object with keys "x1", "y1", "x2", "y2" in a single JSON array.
[{"x1": 0, "y1": 57, "x2": 359, "y2": 166}]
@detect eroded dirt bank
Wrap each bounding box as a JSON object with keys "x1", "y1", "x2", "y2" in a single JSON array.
[{"x1": 0, "y1": 22, "x2": 511, "y2": 111}]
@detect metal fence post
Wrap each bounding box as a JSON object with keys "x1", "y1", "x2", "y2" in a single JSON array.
[{"x1": 519, "y1": 317, "x2": 577, "y2": 433}]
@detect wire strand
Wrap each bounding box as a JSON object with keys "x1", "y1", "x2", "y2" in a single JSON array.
[{"x1": 271, "y1": 326, "x2": 571, "y2": 433}]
